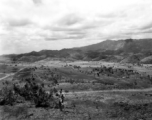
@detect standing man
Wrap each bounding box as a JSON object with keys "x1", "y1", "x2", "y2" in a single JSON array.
[{"x1": 58, "y1": 89, "x2": 64, "y2": 111}]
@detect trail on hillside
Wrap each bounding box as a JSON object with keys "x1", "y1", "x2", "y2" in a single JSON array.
[
  {"x1": 0, "y1": 74, "x2": 14, "y2": 81},
  {"x1": 65, "y1": 88, "x2": 152, "y2": 96},
  {"x1": 0, "y1": 68, "x2": 25, "y2": 81}
]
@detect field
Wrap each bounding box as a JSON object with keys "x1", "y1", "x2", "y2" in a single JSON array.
[{"x1": 0, "y1": 61, "x2": 152, "y2": 120}]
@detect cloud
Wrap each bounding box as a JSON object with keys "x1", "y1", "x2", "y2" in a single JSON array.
[
  {"x1": 32, "y1": 0, "x2": 42, "y2": 5},
  {"x1": 99, "y1": 11, "x2": 127, "y2": 19},
  {"x1": 41, "y1": 28, "x2": 87, "y2": 41},
  {"x1": 7, "y1": 18, "x2": 33, "y2": 27},
  {"x1": 58, "y1": 13, "x2": 83, "y2": 26},
  {"x1": 42, "y1": 13, "x2": 114, "y2": 42},
  {"x1": 1, "y1": 0, "x2": 152, "y2": 54},
  {"x1": 139, "y1": 28, "x2": 152, "y2": 34},
  {"x1": 66, "y1": 30, "x2": 86, "y2": 35},
  {"x1": 140, "y1": 22, "x2": 152, "y2": 30},
  {"x1": 44, "y1": 35, "x2": 85, "y2": 41}
]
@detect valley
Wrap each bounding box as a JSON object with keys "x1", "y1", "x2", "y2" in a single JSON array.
[{"x1": 0, "y1": 60, "x2": 152, "y2": 120}]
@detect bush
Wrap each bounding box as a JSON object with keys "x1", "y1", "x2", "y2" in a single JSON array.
[
  {"x1": 0, "y1": 87, "x2": 17, "y2": 106},
  {"x1": 13, "y1": 80, "x2": 58, "y2": 108}
]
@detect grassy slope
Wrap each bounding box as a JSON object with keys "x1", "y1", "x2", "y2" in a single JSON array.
[{"x1": 1, "y1": 61, "x2": 152, "y2": 120}]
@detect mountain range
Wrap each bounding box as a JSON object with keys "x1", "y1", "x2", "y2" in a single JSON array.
[{"x1": 1, "y1": 38, "x2": 152, "y2": 64}]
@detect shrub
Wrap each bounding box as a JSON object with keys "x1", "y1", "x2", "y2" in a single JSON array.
[{"x1": 0, "y1": 87, "x2": 17, "y2": 106}]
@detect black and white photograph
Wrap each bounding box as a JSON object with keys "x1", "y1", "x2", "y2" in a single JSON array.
[{"x1": 1, "y1": 0, "x2": 152, "y2": 120}]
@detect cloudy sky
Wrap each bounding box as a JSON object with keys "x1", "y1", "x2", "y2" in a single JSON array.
[{"x1": 0, "y1": 0, "x2": 152, "y2": 55}]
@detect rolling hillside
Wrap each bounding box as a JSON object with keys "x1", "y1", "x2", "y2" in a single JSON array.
[{"x1": 1, "y1": 38, "x2": 152, "y2": 63}]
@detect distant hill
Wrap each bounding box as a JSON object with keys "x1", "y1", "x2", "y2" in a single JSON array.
[
  {"x1": 1, "y1": 38, "x2": 152, "y2": 63},
  {"x1": 120, "y1": 54, "x2": 141, "y2": 63},
  {"x1": 141, "y1": 56, "x2": 152, "y2": 64},
  {"x1": 0, "y1": 56, "x2": 11, "y2": 63},
  {"x1": 76, "y1": 38, "x2": 152, "y2": 53},
  {"x1": 74, "y1": 39, "x2": 125, "y2": 51}
]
